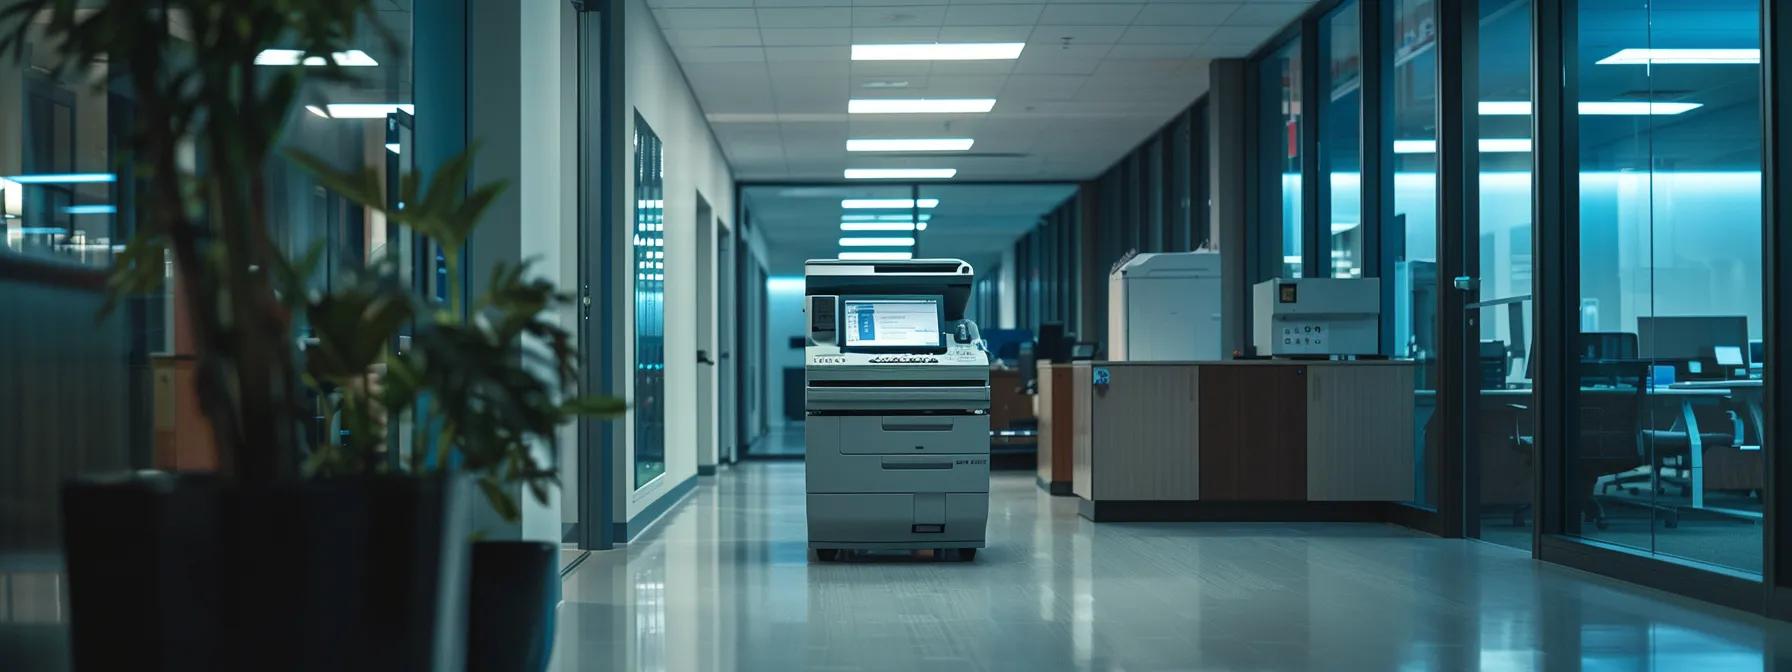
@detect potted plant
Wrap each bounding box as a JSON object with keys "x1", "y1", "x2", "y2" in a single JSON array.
[{"x1": 1, "y1": 2, "x2": 620, "y2": 670}]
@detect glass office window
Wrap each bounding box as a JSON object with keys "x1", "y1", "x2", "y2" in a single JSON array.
[
  {"x1": 1388, "y1": 0, "x2": 1438, "y2": 508},
  {"x1": 633, "y1": 115, "x2": 666, "y2": 488},
  {"x1": 1171, "y1": 113, "x2": 1193, "y2": 252},
  {"x1": 1472, "y1": 0, "x2": 1535, "y2": 551},
  {"x1": 1258, "y1": 39, "x2": 1303, "y2": 279},
  {"x1": 1320, "y1": 0, "x2": 1364, "y2": 278},
  {"x1": 1569, "y1": 0, "x2": 1763, "y2": 575}
]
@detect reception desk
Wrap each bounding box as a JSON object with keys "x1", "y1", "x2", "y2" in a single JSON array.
[
  {"x1": 1035, "y1": 363, "x2": 1076, "y2": 495},
  {"x1": 1072, "y1": 360, "x2": 1416, "y2": 521}
]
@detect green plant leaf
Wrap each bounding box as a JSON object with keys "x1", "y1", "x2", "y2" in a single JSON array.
[{"x1": 477, "y1": 476, "x2": 520, "y2": 523}]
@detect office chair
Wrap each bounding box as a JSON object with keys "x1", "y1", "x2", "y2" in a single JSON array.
[{"x1": 1575, "y1": 361, "x2": 1680, "y2": 530}]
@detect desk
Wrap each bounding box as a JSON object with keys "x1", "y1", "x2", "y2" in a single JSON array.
[
  {"x1": 1466, "y1": 384, "x2": 1754, "y2": 513},
  {"x1": 1034, "y1": 363, "x2": 1075, "y2": 495}
]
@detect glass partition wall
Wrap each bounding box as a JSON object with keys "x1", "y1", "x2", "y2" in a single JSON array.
[
  {"x1": 633, "y1": 116, "x2": 666, "y2": 488},
  {"x1": 1565, "y1": 0, "x2": 1764, "y2": 576},
  {"x1": 1239, "y1": 0, "x2": 1780, "y2": 605}
]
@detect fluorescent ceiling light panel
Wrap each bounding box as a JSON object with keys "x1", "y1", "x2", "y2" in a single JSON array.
[
  {"x1": 838, "y1": 251, "x2": 914, "y2": 261},
  {"x1": 842, "y1": 198, "x2": 939, "y2": 209},
  {"x1": 877, "y1": 214, "x2": 930, "y2": 221},
  {"x1": 1478, "y1": 100, "x2": 1701, "y2": 116},
  {"x1": 64, "y1": 204, "x2": 117, "y2": 215},
  {"x1": 7, "y1": 173, "x2": 116, "y2": 184},
  {"x1": 1391, "y1": 138, "x2": 1532, "y2": 154},
  {"x1": 840, "y1": 236, "x2": 917, "y2": 247},
  {"x1": 851, "y1": 43, "x2": 1025, "y2": 61},
  {"x1": 255, "y1": 49, "x2": 379, "y2": 67},
  {"x1": 1597, "y1": 48, "x2": 1759, "y2": 65},
  {"x1": 848, "y1": 99, "x2": 996, "y2": 114},
  {"x1": 841, "y1": 222, "x2": 918, "y2": 231},
  {"x1": 1578, "y1": 101, "x2": 1701, "y2": 115},
  {"x1": 307, "y1": 103, "x2": 416, "y2": 119},
  {"x1": 846, "y1": 138, "x2": 975, "y2": 152},
  {"x1": 844, "y1": 168, "x2": 957, "y2": 179}
]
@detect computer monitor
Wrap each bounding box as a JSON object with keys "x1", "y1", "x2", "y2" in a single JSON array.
[
  {"x1": 1579, "y1": 332, "x2": 1637, "y2": 360},
  {"x1": 1638, "y1": 315, "x2": 1747, "y2": 361},
  {"x1": 1070, "y1": 342, "x2": 1097, "y2": 360},
  {"x1": 1037, "y1": 322, "x2": 1070, "y2": 363},
  {"x1": 1750, "y1": 339, "x2": 1765, "y2": 369},
  {"x1": 840, "y1": 295, "x2": 944, "y2": 351}
]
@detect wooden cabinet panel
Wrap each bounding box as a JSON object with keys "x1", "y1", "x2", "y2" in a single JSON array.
[
  {"x1": 1037, "y1": 364, "x2": 1076, "y2": 489},
  {"x1": 1198, "y1": 365, "x2": 1306, "y2": 500},
  {"x1": 1306, "y1": 365, "x2": 1414, "y2": 501},
  {"x1": 1088, "y1": 365, "x2": 1200, "y2": 501}
]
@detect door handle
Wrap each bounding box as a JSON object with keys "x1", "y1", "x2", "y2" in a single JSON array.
[{"x1": 1452, "y1": 276, "x2": 1478, "y2": 291}]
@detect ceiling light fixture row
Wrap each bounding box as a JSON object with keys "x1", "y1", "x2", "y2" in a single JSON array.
[{"x1": 842, "y1": 43, "x2": 1021, "y2": 181}]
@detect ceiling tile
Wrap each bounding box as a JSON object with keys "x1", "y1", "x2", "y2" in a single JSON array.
[
  {"x1": 1103, "y1": 43, "x2": 1198, "y2": 59},
  {"x1": 1205, "y1": 24, "x2": 1280, "y2": 48},
  {"x1": 1001, "y1": 73, "x2": 1087, "y2": 101},
  {"x1": 1132, "y1": 2, "x2": 1238, "y2": 26},
  {"x1": 851, "y1": 5, "x2": 948, "y2": 27},
  {"x1": 673, "y1": 46, "x2": 769, "y2": 62},
  {"x1": 923, "y1": 60, "x2": 1017, "y2": 76},
  {"x1": 850, "y1": 26, "x2": 943, "y2": 42},
  {"x1": 647, "y1": 0, "x2": 754, "y2": 7},
  {"x1": 765, "y1": 45, "x2": 850, "y2": 62},
  {"x1": 936, "y1": 25, "x2": 1034, "y2": 42},
  {"x1": 1037, "y1": 4, "x2": 1141, "y2": 26},
  {"x1": 664, "y1": 28, "x2": 764, "y2": 47},
  {"x1": 1226, "y1": 2, "x2": 1309, "y2": 27},
  {"x1": 756, "y1": 7, "x2": 852, "y2": 27},
  {"x1": 916, "y1": 74, "x2": 1009, "y2": 96},
  {"x1": 655, "y1": 8, "x2": 759, "y2": 28},
  {"x1": 940, "y1": 4, "x2": 1044, "y2": 26},
  {"x1": 760, "y1": 28, "x2": 852, "y2": 46},
  {"x1": 1029, "y1": 25, "x2": 1128, "y2": 44},
  {"x1": 1119, "y1": 25, "x2": 1218, "y2": 44},
  {"x1": 1012, "y1": 44, "x2": 1112, "y2": 74}
]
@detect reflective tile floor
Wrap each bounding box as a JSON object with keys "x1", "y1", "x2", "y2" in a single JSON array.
[{"x1": 551, "y1": 463, "x2": 1792, "y2": 671}]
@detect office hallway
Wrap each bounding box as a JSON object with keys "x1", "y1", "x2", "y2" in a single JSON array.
[{"x1": 550, "y1": 463, "x2": 1792, "y2": 671}]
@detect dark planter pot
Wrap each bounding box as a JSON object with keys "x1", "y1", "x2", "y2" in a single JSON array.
[
  {"x1": 61, "y1": 472, "x2": 471, "y2": 671},
  {"x1": 467, "y1": 541, "x2": 560, "y2": 672}
]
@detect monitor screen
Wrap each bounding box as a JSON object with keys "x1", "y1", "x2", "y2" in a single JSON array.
[
  {"x1": 1715, "y1": 345, "x2": 1744, "y2": 367},
  {"x1": 841, "y1": 297, "x2": 943, "y2": 349}
]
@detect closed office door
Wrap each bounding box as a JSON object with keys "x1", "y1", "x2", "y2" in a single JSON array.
[{"x1": 1463, "y1": 0, "x2": 1536, "y2": 550}]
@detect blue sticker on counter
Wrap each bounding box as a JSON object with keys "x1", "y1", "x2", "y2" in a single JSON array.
[{"x1": 1093, "y1": 368, "x2": 1110, "y2": 386}]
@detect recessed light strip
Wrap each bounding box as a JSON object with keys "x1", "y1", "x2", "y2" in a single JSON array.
[
  {"x1": 847, "y1": 138, "x2": 975, "y2": 152},
  {"x1": 842, "y1": 198, "x2": 939, "y2": 209},
  {"x1": 841, "y1": 222, "x2": 928, "y2": 231},
  {"x1": 838, "y1": 251, "x2": 914, "y2": 261},
  {"x1": 1597, "y1": 48, "x2": 1759, "y2": 65},
  {"x1": 849, "y1": 99, "x2": 995, "y2": 114},
  {"x1": 840, "y1": 236, "x2": 917, "y2": 247},
  {"x1": 1478, "y1": 100, "x2": 1702, "y2": 116},
  {"x1": 307, "y1": 103, "x2": 417, "y2": 119},
  {"x1": 844, "y1": 168, "x2": 956, "y2": 180},
  {"x1": 851, "y1": 43, "x2": 1025, "y2": 61},
  {"x1": 255, "y1": 49, "x2": 380, "y2": 67}
]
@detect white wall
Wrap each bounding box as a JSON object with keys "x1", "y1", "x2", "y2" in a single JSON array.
[{"x1": 620, "y1": 0, "x2": 737, "y2": 525}]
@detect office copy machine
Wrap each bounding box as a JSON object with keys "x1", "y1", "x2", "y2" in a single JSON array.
[
  {"x1": 804, "y1": 259, "x2": 990, "y2": 562},
  {"x1": 1107, "y1": 251, "x2": 1223, "y2": 361}
]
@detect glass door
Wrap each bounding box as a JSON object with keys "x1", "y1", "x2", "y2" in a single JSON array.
[{"x1": 1465, "y1": 0, "x2": 1536, "y2": 549}]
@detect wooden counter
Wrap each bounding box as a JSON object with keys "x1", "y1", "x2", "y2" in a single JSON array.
[
  {"x1": 1035, "y1": 363, "x2": 1075, "y2": 495},
  {"x1": 1072, "y1": 360, "x2": 1416, "y2": 521}
]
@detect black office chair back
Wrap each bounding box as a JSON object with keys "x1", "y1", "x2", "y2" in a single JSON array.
[{"x1": 1575, "y1": 360, "x2": 1647, "y2": 460}]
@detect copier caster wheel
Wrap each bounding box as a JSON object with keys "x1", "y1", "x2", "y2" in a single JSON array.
[{"x1": 814, "y1": 549, "x2": 840, "y2": 562}]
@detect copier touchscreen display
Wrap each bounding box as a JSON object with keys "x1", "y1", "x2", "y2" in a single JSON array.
[{"x1": 842, "y1": 297, "x2": 943, "y2": 349}]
